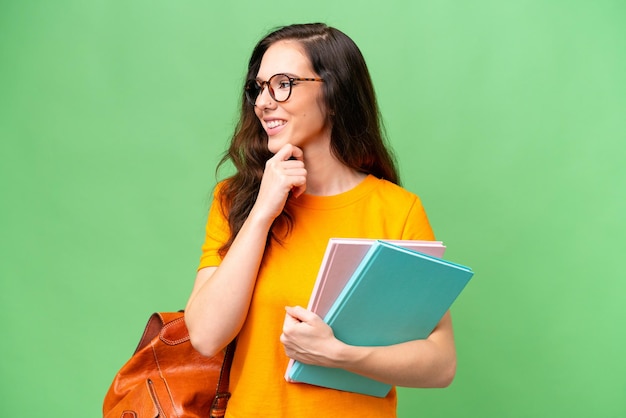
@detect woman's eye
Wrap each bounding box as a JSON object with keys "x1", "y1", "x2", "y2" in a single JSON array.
[{"x1": 277, "y1": 80, "x2": 291, "y2": 89}]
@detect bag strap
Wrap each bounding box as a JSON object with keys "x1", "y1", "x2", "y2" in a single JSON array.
[
  {"x1": 134, "y1": 312, "x2": 187, "y2": 353},
  {"x1": 210, "y1": 339, "x2": 237, "y2": 418}
]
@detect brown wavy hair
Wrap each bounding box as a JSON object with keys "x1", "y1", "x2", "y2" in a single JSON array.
[{"x1": 216, "y1": 23, "x2": 400, "y2": 256}]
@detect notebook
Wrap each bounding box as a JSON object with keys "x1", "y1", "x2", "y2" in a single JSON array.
[{"x1": 286, "y1": 240, "x2": 473, "y2": 397}]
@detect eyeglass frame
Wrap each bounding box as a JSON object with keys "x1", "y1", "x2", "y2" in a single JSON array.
[{"x1": 245, "y1": 73, "x2": 324, "y2": 106}]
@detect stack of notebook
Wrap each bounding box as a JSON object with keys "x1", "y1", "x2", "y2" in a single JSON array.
[{"x1": 284, "y1": 238, "x2": 473, "y2": 397}]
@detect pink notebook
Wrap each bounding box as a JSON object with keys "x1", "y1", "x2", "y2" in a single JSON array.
[{"x1": 307, "y1": 238, "x2": 446, "y2": 318}]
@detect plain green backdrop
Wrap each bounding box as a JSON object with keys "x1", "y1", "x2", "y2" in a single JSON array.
[{"x1": 1, "y1": 1, "x2": 625, "y2": 417}]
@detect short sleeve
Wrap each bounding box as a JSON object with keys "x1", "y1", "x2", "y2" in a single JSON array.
[
  {"x1": 401, "y1": 195, "x2": 436, "y2": 241},
  {"x1": 198, "y1": 183, "x2": 230, "y2": 270}
]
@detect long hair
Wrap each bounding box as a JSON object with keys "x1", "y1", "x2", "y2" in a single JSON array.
[{"x1": 217, "y1": 23, "x2": 399, "y2": 256}]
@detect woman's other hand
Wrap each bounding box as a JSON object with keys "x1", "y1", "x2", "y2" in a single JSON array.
[
  {"x1": 251, "y1": 144, "x2": 307, "y2": 222},
  {"x1": 280, "y1": 306, "x2": 345, "y2": 368}
]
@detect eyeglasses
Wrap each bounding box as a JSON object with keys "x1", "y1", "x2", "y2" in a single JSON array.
[{"x1": 245, "y1": 73, "x2": 324, "y2": 106}]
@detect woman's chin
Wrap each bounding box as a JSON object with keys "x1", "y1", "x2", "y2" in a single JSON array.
[{"x1": 267, "y1": 137, "x2": 288, "y2": 154}]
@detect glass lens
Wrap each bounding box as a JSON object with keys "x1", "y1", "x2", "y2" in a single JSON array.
[
  {"x1": 245, "y1": 79, "x2": 261, "y2": 105},
  {"x1": 269, "y1": 74, "x2": 291, "y2": 102}
]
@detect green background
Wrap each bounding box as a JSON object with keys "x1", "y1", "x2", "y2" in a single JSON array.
[{"x1": 1, "y1": 1, "x2": 625, "y2": 417}]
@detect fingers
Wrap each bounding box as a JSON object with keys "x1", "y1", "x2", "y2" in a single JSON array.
[
  {"x1": 281, "y1": 307, "x2": 312, "y2": 360},
  {"x1": 253, "y1": 144, "x2": 307, "y2": 222},
  {"x1": 288, "y1": 144, "x2": 304, "y2": 162},
  {"x1": 274, "y1": 143, "x2": 304, "y2": 162},
  {"x1": 263, "y1": 144, "x2": 307, "y2": 198},
  {"x1": 281, "y1": 307, "x2": 337, "y2": 366},
  {"x1": 278, "y1": 145, "x2": 306, "y2": 197},
  {"x1": 284, "y1": 305, "x2": 316, "y2": 323},
  {"x1": 282, "y1": 306, "x2": 324, "y2": 343},
  {"x1": 290, "y1": 181, "x2": 306, "y2": 199}
]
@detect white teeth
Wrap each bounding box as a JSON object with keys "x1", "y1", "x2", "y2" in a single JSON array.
[{"x1": 266, "y1": 120, "x2": 286, "y2": 129}]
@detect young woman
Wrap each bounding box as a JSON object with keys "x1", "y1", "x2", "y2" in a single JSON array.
[{"x1": 185, "y1": 23, "x2": 456, "y2": 417}]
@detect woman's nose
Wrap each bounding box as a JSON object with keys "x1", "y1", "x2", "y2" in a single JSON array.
[{"x1": 255, "y1": 85, "x2": 275, "y2": 108}]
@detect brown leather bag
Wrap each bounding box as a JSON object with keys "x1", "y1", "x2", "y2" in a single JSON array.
[{"x1": 103, "y1": 312, "x2": 236, "y2": 418}]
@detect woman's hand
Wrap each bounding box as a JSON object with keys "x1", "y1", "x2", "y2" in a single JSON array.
[
  {"x1": 280, "y1": 306, "x2": 345, "y2": 368},
  {"x1": 251, "y1": 144, "x2": 307, "y2": 222},
  {"x1": 281, "y1": 307, "x2": 457, "y2": 388}
]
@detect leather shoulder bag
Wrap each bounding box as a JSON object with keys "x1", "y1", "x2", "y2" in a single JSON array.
[{"x1": 103, "y1": 311, "x2": 236, "y2": 418}]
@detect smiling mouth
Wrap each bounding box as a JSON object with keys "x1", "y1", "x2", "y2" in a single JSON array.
[{"x1": 266, "y1": 120, "x2": 286, "y2": 129}]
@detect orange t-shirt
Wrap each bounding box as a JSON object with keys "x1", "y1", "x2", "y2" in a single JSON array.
[{"x1": 198, "y1": 175, "x2": 435, "y2": 418}]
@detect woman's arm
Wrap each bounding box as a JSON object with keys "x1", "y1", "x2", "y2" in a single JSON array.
[
  {"x1": 184, "y1": 214, "x2": 274, "y2": 356},
  {"x1": 185, "y1": 144, "x2": 307, "y2": 356},
  {"x1": 281, "y1": 307, "x2": 457, "y2": 388}
]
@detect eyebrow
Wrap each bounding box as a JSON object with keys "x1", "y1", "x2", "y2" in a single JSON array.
[{"x1": 255, "y1": 72, "x2": 300, "y2": 81}]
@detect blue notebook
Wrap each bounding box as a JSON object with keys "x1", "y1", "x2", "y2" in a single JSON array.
[{"x1": 286, "y1": 240, "x2": 473, "y2": 397}]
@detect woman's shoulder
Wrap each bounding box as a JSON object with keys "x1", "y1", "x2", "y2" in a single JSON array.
[
  {"x1": 369, "y1": 176, "x2": 422, "y2": 203},
  {"x1": 211, "y1": 178, "x2": 236, "y2": 200},
  {"x1": 365, "y1": 176, "x2": 434, "y2": 239}
]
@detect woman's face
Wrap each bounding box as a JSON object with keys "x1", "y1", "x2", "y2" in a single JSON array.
[{"x1": 253, "y1": 40, "x2": 331, "y2": 155}]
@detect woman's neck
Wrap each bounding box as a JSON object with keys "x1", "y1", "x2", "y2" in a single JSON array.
[{"x1": 302, "y1": 151, "x2": 367, "y2": 196}]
